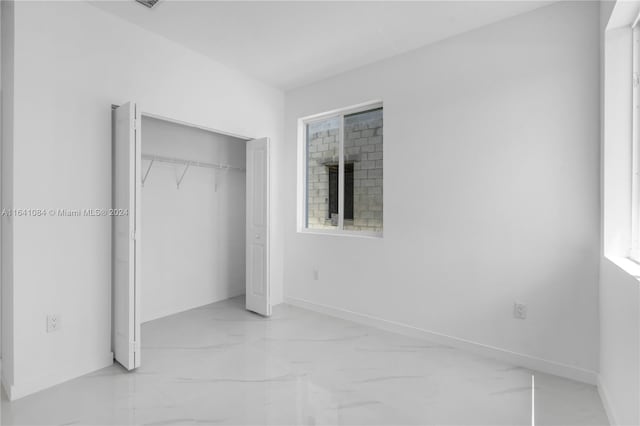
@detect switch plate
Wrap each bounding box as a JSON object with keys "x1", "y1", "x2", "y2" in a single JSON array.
[
  {"x1": 313, "y1": 269, "x2": 319, "y2": 281},
  {"x1": 513, "y1": 303, "x2": 527, "y2": 320},
  {"x1": 47, "y1": 314, "x2": 60, "y2": 333}
]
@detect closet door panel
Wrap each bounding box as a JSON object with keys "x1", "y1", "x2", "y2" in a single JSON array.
[{"x1": 113, "y1": 101, "x2": 141, "y2": 369}]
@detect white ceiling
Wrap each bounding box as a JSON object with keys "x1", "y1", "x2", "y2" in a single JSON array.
[{"x1": 91, "y1": 0, "x2": 553, "y2": 91}]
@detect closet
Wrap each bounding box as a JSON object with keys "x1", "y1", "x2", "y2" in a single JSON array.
[
  {"x1": 112, "y1": 102, "x2": 270, "y2": 370},
  {"x1": 140, "y1": 116, "x2": 247, "y2": 323}
]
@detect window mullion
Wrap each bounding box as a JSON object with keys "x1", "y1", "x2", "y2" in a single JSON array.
[
  {"x1": 304, "y1": 123, "x2": 310, "y2": 230},
  {"x1": 338, "y1": 115, "x2": 345, "y2": 230}
]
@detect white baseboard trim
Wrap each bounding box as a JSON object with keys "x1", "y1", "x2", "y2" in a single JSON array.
[
  {"x1": 3, "y1": 352, "x2": 113, "y2": 401},
  {"x1": 598, "y1": 376, "x2": 617, "y2": 426},
  {"x1": 143, "y1": 290, "x2": 246, "y2": 324},
  {"x1": 285, "y1": 296, "x2": 598, "y2": 385}
]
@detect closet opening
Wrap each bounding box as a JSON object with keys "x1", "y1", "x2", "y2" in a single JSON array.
[
  {"x1": 112, "y1": 102, "x2": 271, "y2": 371},
  {"x1": 140, "y1": 115, "x2": 248, "y2": 322}
]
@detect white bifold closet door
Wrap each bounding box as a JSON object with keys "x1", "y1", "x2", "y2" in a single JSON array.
[
  {"x1": 113, "y1": 101, "x2": 142, "y2": 370},
  {"x1": 246, "y1": 137, "x2": 271, "y2": 317}
]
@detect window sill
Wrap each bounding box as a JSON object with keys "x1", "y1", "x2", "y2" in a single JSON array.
[
  {"x1": 605, "y1": 255, "x2": 640, "y2": 282},
  {"x1": 298, "y1": 228, "x2": 383, "y2": 239}
]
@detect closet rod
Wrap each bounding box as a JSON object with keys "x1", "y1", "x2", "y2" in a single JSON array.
[{"x1": 141, "y1": 154, "x2": 245, "y2": 172}]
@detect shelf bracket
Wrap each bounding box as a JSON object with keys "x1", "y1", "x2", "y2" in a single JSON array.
[
  {"x1": 141, "y1": 159, "x2": 154, "y2": 187},
  {"x1": 176, "y1": 163, "x2": 190, "y2": 189}
]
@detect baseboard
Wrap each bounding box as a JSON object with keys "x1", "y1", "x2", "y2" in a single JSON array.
[
  {"x1": 3, "y1": 352, "x2": 113, "y2": 401},
  {"x1": 285, "y1": 296, "x2": 598, "y2": 385},
  {"x1": 598, "y1": 376, "x2": 617, "y2": 426},
  {"x1": 143, "y1": 290, "x2": 246, "y2": 324}
]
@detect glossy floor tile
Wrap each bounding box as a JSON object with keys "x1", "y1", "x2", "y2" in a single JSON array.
[{"x1": 1, "y1": 297, "x2": 608, "y2": 425}]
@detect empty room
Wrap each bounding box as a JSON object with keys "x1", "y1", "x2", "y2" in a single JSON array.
[{"x1": 0, "y1": 0, "x2": 638, "y2": 425}]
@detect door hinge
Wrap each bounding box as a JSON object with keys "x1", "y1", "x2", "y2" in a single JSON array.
[
  {"x1": 131, "y1": 230, "x2": 136, "y2": 241},
  {"x1": 132, "y1": 118, "x2": 137, "y2": 130},
  {"x1": 634, "y1": 72, "x2": 640, "y2": 88},
  {"x1": 130, "y1": 341, "x2": 140, "y2": 353}
]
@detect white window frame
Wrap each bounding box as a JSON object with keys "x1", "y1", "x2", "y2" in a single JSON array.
[
  {"x1": 632, "y1": 25, "x2": 640, "y2": 261},
  {"x1": 297, "y1": 100, "x2": 383, "y2": 238}
]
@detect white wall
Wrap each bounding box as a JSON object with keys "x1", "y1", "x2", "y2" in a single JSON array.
[
  {"x1": 602, "y1": 23, "x2": 633, "y2": 259},
  {"x1": 599, "y1": 259, "x2": 640, "y2": 425},
  {"x1": 1, "y1": 0, "x2": 14, "y2": 390},
  {"x1": 0, "y1": 0, "x2": 3, "y2": 363},
  {"x1": 599, "y1": 2, "x2": 640, "y2": 424},
  {"x1": 283, "y1": 1, "x2": 601, "y2": 382},
  {"x1": 141, "y1": 116, "x2": 246, "y2": 323},
  {"x1": 2, "y1": 1, "x2": 283, "y2": 400}
]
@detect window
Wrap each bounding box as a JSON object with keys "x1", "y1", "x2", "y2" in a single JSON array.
[
  {"x1": 328, "y1": 163, "x2": 354, "y2": 222},
  {"x1": 300, "y1": 102, "x2": 383, "y2": 236}
]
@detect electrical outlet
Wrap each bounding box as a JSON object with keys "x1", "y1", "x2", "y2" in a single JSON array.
[
  {"x1": 313, "y1": 269, "x2": 319, "y2": 281},
  {"x1": 47, "y1": 314, "x2": 60, "y2": 333},
  {"x1": 513, "y1": 303, "x2": 527, "y2": 320}
]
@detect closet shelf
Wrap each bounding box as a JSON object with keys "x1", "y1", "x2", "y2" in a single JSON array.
[
  {"x1": 141, "y1": 154, "x2": 244, "y2": 188},
  {"x1": 142, "y1": 154, "x2": 244, "y2": 172}
]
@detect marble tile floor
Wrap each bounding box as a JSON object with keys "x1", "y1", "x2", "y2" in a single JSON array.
[{"x1": 1, "y1": 297, "x2": 608, "y2": 425}]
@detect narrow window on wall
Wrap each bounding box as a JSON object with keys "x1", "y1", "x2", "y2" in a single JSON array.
[
  {"x1": 328, "y1": 164, "x2": 354, "y2": 223},
  {"x1": 302, "y1": 102, "x2": 383, "y2": 236}
]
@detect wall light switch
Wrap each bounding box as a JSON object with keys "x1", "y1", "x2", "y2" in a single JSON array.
[
  {"x1": 513, "y1": 303, "x2": 527, "y2": 320},
  {"x1": 313, "y1": 269, "x2": 319, "y2": 281},
  {"x1": 47, "y1": 314, "x2": 60, "y2": 333}
]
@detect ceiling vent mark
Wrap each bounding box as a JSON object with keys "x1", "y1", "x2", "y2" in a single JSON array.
[{"x1": 135, "y1": 0, "x2": 160, "y2": 9}]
